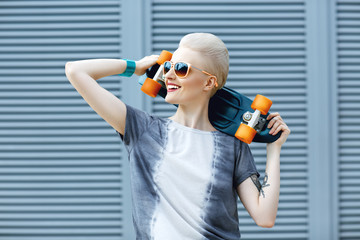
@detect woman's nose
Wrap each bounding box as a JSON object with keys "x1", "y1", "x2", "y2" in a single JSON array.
[{"x1": 164, "y1": 65, "x2": 176, "y2": 81}]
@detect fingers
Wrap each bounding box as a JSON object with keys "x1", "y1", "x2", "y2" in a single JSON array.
[
  {"x1": 267, "y1": 112, "x2": 279, "y2": 120},
  {"x1": 269, "y1": 120, "x2": 281, "y2": 135},
  {"x1": 147, "y1": 54, "x2": 159, "y2": 58},
  {"x1": 267, "y1": 112, "x2": 289, "y2": 136},
  {"x1": 141, "y1": 55, "x2": 160, "y2": 69},
  {"x1": 267, "y1": 117, "x2": 276, "y2": 129},
  {"x1": 150, "y1": 55, "x2": 160, "y2": 60},
  {"x1": 146, "y1": 55, "x2": 160, "y2": 63},
  {"x1": 134, "y1": 55, "x2": 160, "y2": 76},
  {"x1": 267, "y1": 112, "x2": 282, "y2": 121},
  {"x1": 265, "y1": 112, "x2": 291, "y2": 146},
  {"x1": 271, "y1": 123, "x2": 288, "y2": 136},
  {"x1": 141, "y1": 55, "x2": 159, "y2": 62},
  {"x1": 267, "y1": 113, "x2": 282, "y2": 129}
]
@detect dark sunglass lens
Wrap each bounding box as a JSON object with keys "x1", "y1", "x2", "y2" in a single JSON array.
[
  {"x1": 163, "y1": 61, "x2": 171, "y2": 74},
  {"x1": 175, "y1": 62, "x2": 188, "y2": 77}
]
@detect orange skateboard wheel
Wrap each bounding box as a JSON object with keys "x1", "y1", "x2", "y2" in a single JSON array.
[
  {"x1": 141, "y1": 78, "x2": 162, "y2": 97},
  {"x1": 156, "y1": 50, "x2": 173, "y2": 65},
  {"x1": 235, "y1": 123, "x2": 257, "y2": 144},
  {"x1": 251, "y1": 94, "x2": 272, "y2": 115}
]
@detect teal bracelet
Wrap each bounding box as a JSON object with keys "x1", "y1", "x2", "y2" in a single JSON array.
[{"x1": 119, "y1": 59, "x2": 136, "y2": 77}]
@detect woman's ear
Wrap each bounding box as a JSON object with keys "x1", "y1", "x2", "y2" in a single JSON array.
[{"x1": 204, "y1": 76, "x2": 218, "y2": 91}]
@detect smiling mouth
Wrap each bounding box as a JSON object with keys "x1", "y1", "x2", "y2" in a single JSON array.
[{"x1": 167, "y1": 85, "x2": 182, "y2": 92}]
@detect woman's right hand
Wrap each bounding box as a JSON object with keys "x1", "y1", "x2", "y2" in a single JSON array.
[{"x1": 135, "y1": 55, "x2": 160, "y2": 76}]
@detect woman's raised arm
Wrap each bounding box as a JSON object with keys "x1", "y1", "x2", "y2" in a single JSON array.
[
  {"x1": 64, "y1": 56, "x2": 159, "y2": 135},
  {"x1": 237, "y1": 112, "x2": 290, "y2": 228}
]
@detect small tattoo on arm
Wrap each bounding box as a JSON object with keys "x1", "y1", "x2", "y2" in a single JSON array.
[
  {"x1": 250, "y1": 174, "x2": 261, "y2": 192},
  {"x1": 250, "y1": 173, "x2": 270, "y2": 198},
  {"x1": 260, "y1": 173, "x2": 270, "y2": 198}
]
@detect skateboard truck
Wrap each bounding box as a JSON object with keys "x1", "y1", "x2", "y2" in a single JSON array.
[
  {"x1": 235, "y1": 94, "x2": 273, "y2": 144},
  {"x1": 140, "y1": 50, "x2": 173, "y2": 97},
  {"x1": 242, "y1": 111, "x2": 267, "y2": 134}
]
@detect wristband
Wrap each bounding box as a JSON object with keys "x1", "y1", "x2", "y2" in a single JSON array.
[{"x1": 119, "y1": 59, "x2": 136, "y2": 77}]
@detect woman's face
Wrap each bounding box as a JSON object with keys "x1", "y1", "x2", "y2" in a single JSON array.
[{"x1": 164, "y1": 47, "x2": 215, "y2": 105}]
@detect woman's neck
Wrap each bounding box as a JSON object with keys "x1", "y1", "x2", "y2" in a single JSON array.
[{"x1": 168, "y1": 100, "x2": 217, "y2": 132}]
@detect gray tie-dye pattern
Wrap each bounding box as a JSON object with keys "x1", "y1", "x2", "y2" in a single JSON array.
[{"x1": 116, "y1": 104, "x2": 259, "y2": 240}]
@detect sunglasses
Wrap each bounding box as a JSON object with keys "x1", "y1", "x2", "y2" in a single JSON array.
[{"x1": 163, "y1": 61, "x2": 218, "y2": 88}]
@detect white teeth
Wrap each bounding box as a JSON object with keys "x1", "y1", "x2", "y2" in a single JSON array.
[{"x1": 168, "y1": 85, "x2": 180, "y2": 89}]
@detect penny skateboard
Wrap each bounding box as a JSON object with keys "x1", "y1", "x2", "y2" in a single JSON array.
[{"x1": 138, "y1": 50, "x2": 281, "y2": 144}]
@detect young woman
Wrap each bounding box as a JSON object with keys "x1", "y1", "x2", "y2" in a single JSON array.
[{"x1": 65, "y1": 33, "x2": 290, "y2": 240}]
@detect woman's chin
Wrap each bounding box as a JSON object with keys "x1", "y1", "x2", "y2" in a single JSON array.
[
  {"x1": 165, "y1": 95, "x2": 179, "y2": 105},
  {"x1": 165, "y1": 94, "x2": 201, "y2": 106}
]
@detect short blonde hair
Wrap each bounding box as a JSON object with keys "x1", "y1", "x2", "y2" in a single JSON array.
[{"x1": 178, "y1": 32, "x2": 229, "y2": 97}]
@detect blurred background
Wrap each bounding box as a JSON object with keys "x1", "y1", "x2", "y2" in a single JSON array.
[{"x1": 0, "y1": 0, "x2": 359, "y2": 239}]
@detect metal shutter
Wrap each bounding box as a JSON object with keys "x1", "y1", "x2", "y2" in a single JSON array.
[
  {"x1": 0, "y1": 1, "x2": 125, "y2": 239},
  {"x1": 337, "y1": 1, "x2": 360, "y2": 239},
  {"x1": 150, "y1": 0, "x2": 308, "y2": 239}
]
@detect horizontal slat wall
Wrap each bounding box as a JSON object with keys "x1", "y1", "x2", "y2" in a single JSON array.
[
  {"x1": 337, "y1": 0, "x2": 360, "y2": 239},
  {"x1": 0, "y1": 1, "x2": 124, "y2": 239},
  {"x1": 151, "y1": 0, "x2": 308, "y2": 239}
]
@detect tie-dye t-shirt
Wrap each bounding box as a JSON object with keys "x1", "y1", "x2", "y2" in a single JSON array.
[{"x1": 116, "y1": 104, "x2": 259, "y2": 240}]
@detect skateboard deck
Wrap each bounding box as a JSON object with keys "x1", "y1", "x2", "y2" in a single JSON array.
[
  {"x1": 138, "y1": 74, "x2": 281, "y2": 143},
  {"x1": 208, "y1": 86, "x2": 281, "y2": 143}
]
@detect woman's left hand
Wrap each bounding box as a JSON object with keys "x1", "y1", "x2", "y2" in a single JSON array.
[
  {"x1": 266, "y1": 112, "x2": 291, "y2": 148},
  {"x1": 134, "y1": 55, "x2": 160, "y2": 76}
]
